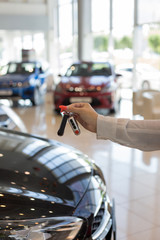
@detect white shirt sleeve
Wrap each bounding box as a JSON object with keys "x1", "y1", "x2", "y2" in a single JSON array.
[{"x1": 97, "y1": 115, "x2": 160, "y2": 151}]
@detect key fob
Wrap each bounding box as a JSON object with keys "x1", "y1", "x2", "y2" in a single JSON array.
[{"x1": 68, "y1": 116, "x2": 80, "y2": 135}]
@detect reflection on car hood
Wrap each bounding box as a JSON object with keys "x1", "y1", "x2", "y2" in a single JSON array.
[
  {"x1": 0, "y1": 129, "x2": 93, "y2": 220},
  {"x1": 61, "y1": 76, "x2": 111, "y2": 88},
  {"x1": 0, "y1": 74, "x2": 31, "y2": 82}
]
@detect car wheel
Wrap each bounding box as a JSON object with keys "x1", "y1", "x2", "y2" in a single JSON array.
[
  {"x1": 110, "y1": 108, "x2": 116, "y2": 114},
  {"x1": 142, "y1": 81, "x2": 150, "y2": 89},
  {"x1": 110, "y1": 98, "x2": 120, "y2": 114},
  {"x1": 12, "y1": 100, "x2": 19, "y2": 107},
  {"x1": 31, "y1": 88, "x2": 44, "y2": 106}
]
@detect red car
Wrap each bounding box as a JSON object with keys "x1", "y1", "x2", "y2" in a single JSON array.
[{"x1": 54, "y1": 61, "x2": 121, "y2": 113}]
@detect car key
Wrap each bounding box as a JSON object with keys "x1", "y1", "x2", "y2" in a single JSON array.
[
  {"x1": 57, "y1": 105, "x2": 80, "y2": 136},
  {"x1": 57, "y1": 112, "x2": 69, "y2": 136},
  {"x1": 68, "y1": 116, "x2": 80, "y2": 135}
]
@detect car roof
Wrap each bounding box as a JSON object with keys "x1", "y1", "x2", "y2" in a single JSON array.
[
  {"x1": 72, "y1": 60, "x2": 112, "y2": 64},
  {"x1": 8, "y1": 61, "x2": 39, "y2": 64}
]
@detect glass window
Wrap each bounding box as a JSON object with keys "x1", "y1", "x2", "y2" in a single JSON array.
[
  {"x1": 92, "y1": 0, "x2": 109, "y2": 33},
  {"x1": 59, "y1": 2, "x2": 72, "y2": 40},
  {"x1": 113, "y1": 0, "x2": 134, "y2": 36},
  {"x1": 138, "y1": 0, "x2": 160, "y2": 25},
  {"x1": 112, "y1": 0, "x2": 134, "y2": 67},
  {"x1": 58, "y1": 0, "x2": 75, "y2": 71},
  {"x1": 136, "y1": 24, "x2": 160, "y2": 70},
  {"x1": 59, "y1": 0, "x2": 71, "y2": 4},
  {"x1": 33, "y1": 33, "x2": 45, "y2": 59},
  {"x1": 91, "y1": 0, "x2": 110, "y2": 60},
  {"x1": 22, "y1": 35, "x2": 33, "y2": 50}
]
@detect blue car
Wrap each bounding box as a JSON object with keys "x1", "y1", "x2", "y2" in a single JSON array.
[{"x1": 0, "y1": 61, "x2": 47, "y2": 105}]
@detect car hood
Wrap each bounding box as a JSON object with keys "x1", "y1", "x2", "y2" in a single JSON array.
[
  {"x1": 0, "y1": 74, "x2": 31, "y2": 83},
  {"x1": 60, "y1": 75, "x2": 111, "y2": 89},
  {"x1": 0, "y1": 129, "x2": 93, "y2": 220}
]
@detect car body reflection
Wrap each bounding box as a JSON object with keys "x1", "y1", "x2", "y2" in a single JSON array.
[{"x1": 0, "y1": 128, "x2": 115, "y2": 239}]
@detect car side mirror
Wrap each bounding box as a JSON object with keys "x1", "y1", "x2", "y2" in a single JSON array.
[
  {"x1": 39, "y1": 67, "x2": 44, "y2": 74},
  {"x1": 116, "y1": 73, "x2": 122, "y2": 78}
]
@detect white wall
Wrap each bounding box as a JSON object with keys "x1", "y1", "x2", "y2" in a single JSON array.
[{"x1": 0, "y1": 2, "x2": 48, "y2": 31}]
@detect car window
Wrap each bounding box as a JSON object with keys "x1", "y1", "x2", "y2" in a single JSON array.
[
  {"x1": 122, "y1": 68, "x2": 133, "y2": 72},
  {"x1": 7, "y1": 63, "x2": 36, "y2": 74},
  {"x1": 92, "y1": 63, "x2": 112, "y2": 76},
  {"x1": 9, "y1": 63, "x2": 18, "y2": 73},
  {"x1": 65, "y1": 64, "x2": 88, "y2": 77},
  {"x1": 0, "y1": 65, "x2": 9, "y2": 75},
  {"x1": 65, "y1": 63, "x2": 112, "y2": 77},
  {"x1": 118, "y1": 67, "x2": 132, "y2": 72},
  {"x1": 22, "y1": 63, "x2": 36, "y2": 73}
]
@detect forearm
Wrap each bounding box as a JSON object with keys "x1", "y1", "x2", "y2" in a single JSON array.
[{"x1": 97, "y1": 115, "x2": 160, "y2": 151}]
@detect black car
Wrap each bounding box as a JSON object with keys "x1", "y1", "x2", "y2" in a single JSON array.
[{"x1": 0, "y1": 127, "x2": 116, "y2": 239}]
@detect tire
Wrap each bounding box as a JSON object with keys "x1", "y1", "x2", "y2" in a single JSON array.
[
  {"x1": 12, "y1": 100, "x2": 19, "y2": 107},
  {"x1": 110, "y1": 98, "x2": 120, "y2": 114},
  {"x1": 110, "y1": 108, "x2": 116, "y2": 114}
]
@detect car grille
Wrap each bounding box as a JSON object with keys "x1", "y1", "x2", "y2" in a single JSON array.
[
  {"x1": 0, "y1": 82, "x2": 26, "y2": 88},
  {"x1": 1, "y1": 82, "x2": 14, "y2": 87},
  {"x1": 66, "y1": 88, "x2": 99, "y2": 93},
  {"x1": 91, "y1": 200, "x2": 105, "y2": 234},
  {"x1": 91, "y1": 197, "x2": 112, "y2": 240},
  {"x1": 62, "y1": 98, "x2": 101, "y2": 107}
]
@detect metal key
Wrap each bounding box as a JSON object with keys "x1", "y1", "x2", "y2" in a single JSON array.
[{"x1": 57, "y1": 113, "x2": 69, "y2": 136}]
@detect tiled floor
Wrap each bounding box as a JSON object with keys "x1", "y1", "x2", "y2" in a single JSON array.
[{"x1": 10, "y1": 91, "x2": 160, "y2": 240}]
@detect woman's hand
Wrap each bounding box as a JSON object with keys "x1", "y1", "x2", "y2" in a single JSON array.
[{"x1": 66, "y1": 103, "x2": 98, "y2": 133}]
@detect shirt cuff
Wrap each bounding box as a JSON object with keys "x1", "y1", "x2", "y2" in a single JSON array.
[{"x1": 96, "y1": 115, "x2": 117, "y2": 140}]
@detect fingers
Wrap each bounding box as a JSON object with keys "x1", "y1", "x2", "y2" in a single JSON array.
[
  {"x1": 66, "y1": 103, "x2": 88, "y2": 114},
  {"x1": 67, "y1": 102, "x2": 85, "y2": 110},
  {"x1": 65, "y1": 103, "x2": 98, "y2": 133}
]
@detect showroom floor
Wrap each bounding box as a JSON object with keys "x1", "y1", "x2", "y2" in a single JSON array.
[{"x1": 8, "y1": 91, "x2": 160, "y2": 240}]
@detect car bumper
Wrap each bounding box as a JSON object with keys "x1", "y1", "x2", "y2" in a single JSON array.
[
  {"x1": 0, "y1": 84, "x2": 46, "y2": 101},
  {"x1": 0, "y1": 86, "x2": 34, "y2": 99},
  {"x1": 54, "y1": 91, "x2": 116, "y2": 110}
]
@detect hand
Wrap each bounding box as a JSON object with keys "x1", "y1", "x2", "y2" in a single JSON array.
[{"x1": 66, "y1": 103, "x2": 98, "y2": 133}]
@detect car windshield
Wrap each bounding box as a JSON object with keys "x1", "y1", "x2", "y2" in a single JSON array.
[
  {"x1": 0, "y1": 63, "x2": 36, "y2": 75},
  {"x1": 65, "y1": 63, "x2": 112, "y2": 77}
]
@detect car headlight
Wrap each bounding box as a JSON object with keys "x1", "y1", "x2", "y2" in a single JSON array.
[
  {"x1": 101, "y1": 85, "x2": 111, "y2": 93},
  {"x1": 101, "y1": 82, "x2": 116, "y2": 93},
  {"x1": 0, "y1": 217, "x2": 83, "y2": 239},
  {"x1": 11, "y1": 82, "x2": 30, "y2": 88}
]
